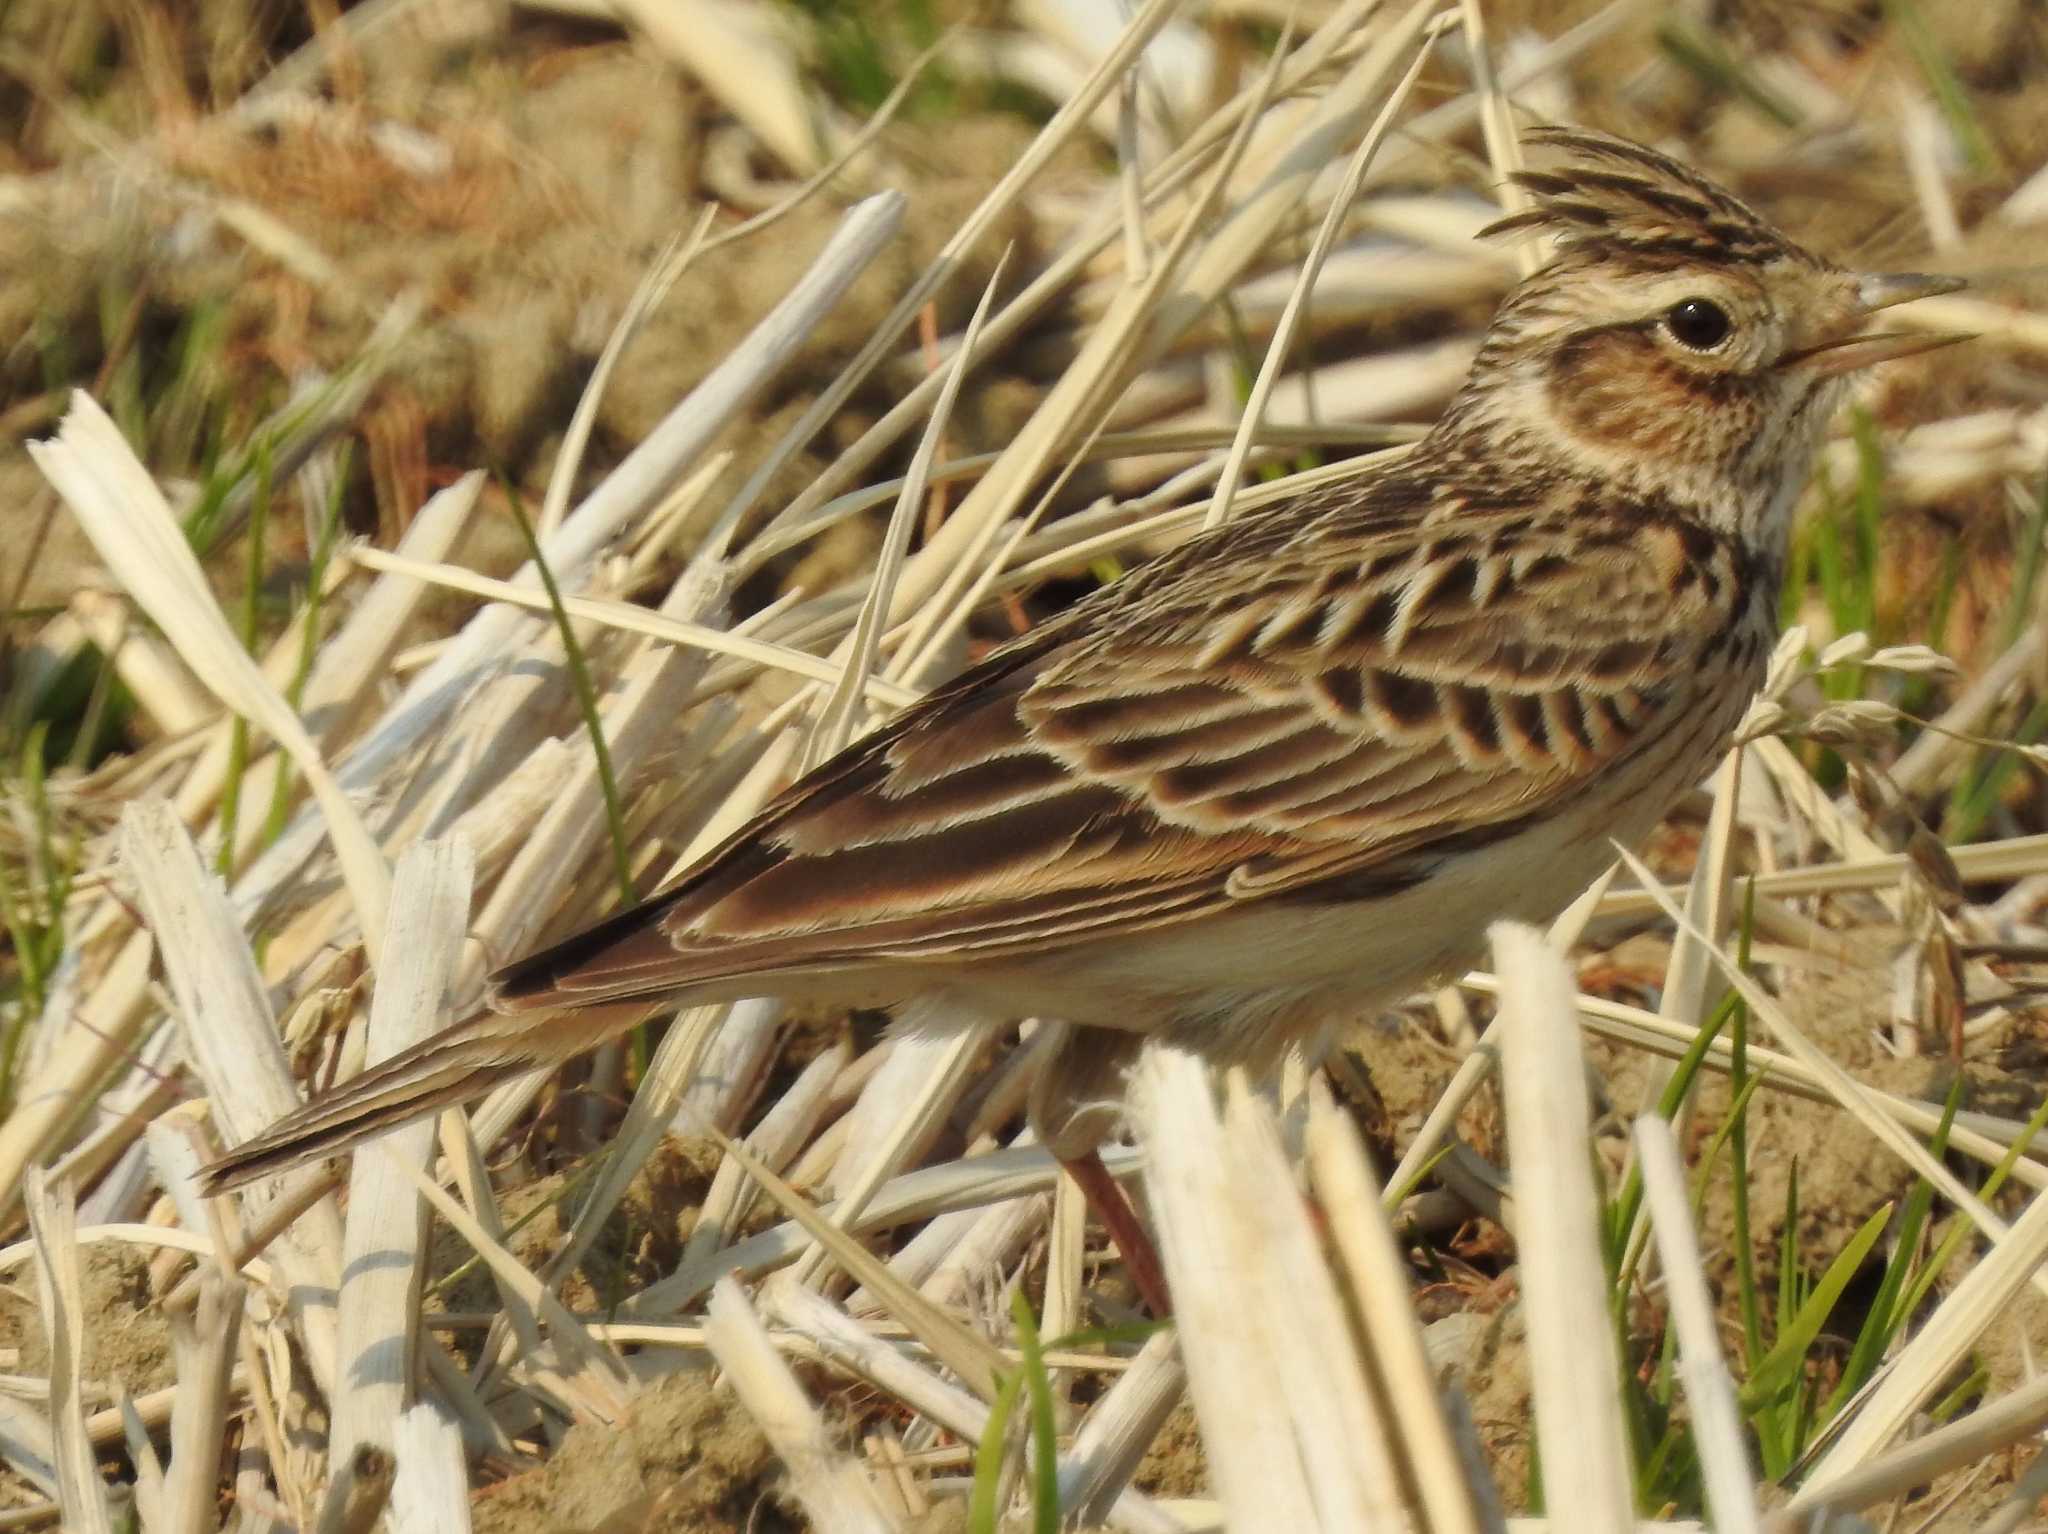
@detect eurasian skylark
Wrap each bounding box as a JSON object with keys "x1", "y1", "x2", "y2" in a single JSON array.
[{"x1": 201, "y1": 129, "x2": 1965, "y2": 1310}]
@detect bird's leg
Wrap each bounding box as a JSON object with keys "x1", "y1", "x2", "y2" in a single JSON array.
[
  {"x1": 1029, "y1": 1023, "x2": 1171, "y2": 1315},
  {"x1": 1059, "y1": 1148, "x2": 1172, "y2": 1318}
]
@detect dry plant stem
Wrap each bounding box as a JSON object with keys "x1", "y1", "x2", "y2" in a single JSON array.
[
  {"x1": 604, "y1": 0, "x2": 826, "y2": 175},
  {"x1": 1140, "y1": 1049, "x2": 1324, "y2": 1528},
  {"x1": 165, "y1": 1271, "x2": 241, "y2": 1534},
  {"x1": 1460, "y1": 0, "x2": 1534, "y2": 272},
  {"x1": 536, "y1": 210, "x2": 716, "y2": 540},
  {"x1": 869, "y1": 46, "x2": 1294, "y2": 695},
  {"x1": 66, "y1": 588, "x2": 212, "y2": 734},
  {"x1": 1041, "y1": 1149, "x2": 1088, "y2": 1343},
  {"x1": 1138, "y1": 1049, "x2": 1406, "y2": 1530},
  {"x1": 1632, "y1": 1116, "x2": 1760, "y2": 1533},
  {"x1": 1787, "y1": 1372, "x2": 2048, "y2": 1521},
  {"x1": 1619, "y1": 748, "x2": 1746, "y2": 1287},
  {"x1": 769, "y1": 1279, "x2": 992, "y2": 1444},
  {"x1": 908, "y1": 2, "x2": 1398, "y2": 635},
  {"x1": 112, "y1": 1390, "x2": 163, "y2": 1532},
  {"x1": 1542, "y1": 981, "x2": 2047, "y2": 1187},
  {"x1": 735, "y1": 0, "x2": 1412, "y2": 576},
  {"x1": 1613, "y1": 842, "x2": 2048, "y2": 1281},
  {"x1": 312, "y1": 1445, "x2": 392, "y2": 1534},
  {"x1": 427, "y1": 1312, "x2": 1131, "y2": 1375},
  {"x1": 706, "y1": 0, "x2": 1187, "y2": 557},
  {"x1": 807, "y1": 251, "x2": 1010, "y2": 769},
  {"x1": 1147, "y1": 0, "x2": 1450, "y2": 356},
  {"x1": 161, "y1": 1170, "x2": 338, "y2": 1311},
  {"x1": 398, "y1": 1155, "x2": 634, "y2": 1425},
  {"x1": 1117, "y1": 51, "x2": 1148, "y2": 284},
  {"x1": 907, "y1": 1171, "x2": 1044, "y2": 1313},
  {"x1": 434, "y1": 1117, "x2": 543, "y2": 1409},
  {"x1": 386, "y1": 1404, "x2": 469, "y2": 1532},
  {"x1": 1383, "y1": 867, "x2": 1618, "y2": 1201},
  {"x1": 23, "y1": 1170, "x2": 112, "y2": 1534},
  {"x1": 1591, "y1": 828, "x2": 2048, "y2": 921},
  {"x1": 540, "y1": 999, "x2": 730, "y2": 1291},
  {"x1": 667, "y1": 986, "x2": 780, "y2": 1138},
  {"x1": 708, "y1": 1131, "x2": 1009, "y2": 1401},
  {"x1": 463, "y1": 708, "x2": 807, "y2": 1156},
  {"x1": 237, "y1": 187, "x2": 904, "y2": 940},
  {"x1": 33, "y1": 393, "x2": 392, "y2": 955},
  {"x1": 1492, "y1": 921, "x2": 1634, "y2": 1533},
  {"x1": 1792, "y1": 1166, "x2": 2048, "y2": 1497},
  {"x1": 1889, "y1": 617, "x2": 2045, "y2": 795},
  {"x1": 1202, "y1": 9, "x2": 1450, "y2": 532},
  {"x1": 1055, "y1": 1331, "x2": 1186, "y2": 1527},
  {"x1": 874, "y1": 63, "x2": 1290, "y2": 694},
  {"x1": 1977, "y1": 1450, "x2": 2048, "y2": 1534},
  {"x1": 329, "y1": 839, "x2": 472, "y2": 1481},
  {"x1": 818, "y1": 1015, "x2": 989, "y2": 1230},
  {"x1": 859, "y1": 1203, "x2": 981, "y2": 1305},
  {"x1": 121, "y1": 802, "x2": 347, "y2": 1394},
  {"x1": 464, "y1": 704, "x2": 806, "y2": 1228},
  {"x1": 0, "y1": 408, "x2": 397, "y2": 1211},
  {"x1": 1305, "y1": 1080, "x2": 1485, "y2": 1534},
  {"x1": 704, "y1": 1278, "x2": 897, "y2": 1534},
  {"x1": 1060, "y1": 1148, "x2": 1172, "y2": 1319},
  {"x1": 0, "y1": 1396, "x2": 57, "y2": 1505},
  {"x1": 458, "y1": 555, "x2": 724, "y2": 986},
  {"x1": 231, "y1": 469, "x2": 482, "y2": 897},
  {"x1": 149, "y1": 535, "x2": 360, "y2": 835},
  {"x1": 683, "y1": 1033, "x2": 851, "y2": 1268},
  {"x1": 344, "y1": 545, "x2": 920, "y2": 708}
]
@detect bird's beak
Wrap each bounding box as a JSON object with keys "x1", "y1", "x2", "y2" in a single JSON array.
[
  {"x1": 1856, "y1": 271, "x2": 1967, "y2": 312},
  {"x1": 1781, "y1": 271, "x2": 1971, "y2": 376}
]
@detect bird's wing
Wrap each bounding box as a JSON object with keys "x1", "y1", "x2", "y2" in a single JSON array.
[{"x1": 493, "y1": 483, "x2": 1751, "y2": 1009}]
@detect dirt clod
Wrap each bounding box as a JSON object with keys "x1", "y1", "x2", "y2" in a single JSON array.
[{"x1": 472, "y1": 1367, "x2": 785, "y2": 1534}]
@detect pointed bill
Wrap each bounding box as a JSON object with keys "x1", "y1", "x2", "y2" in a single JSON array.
[
  {"x1": 1855, "y1": 271, "x2": 1965, "y2": 312},
  {"x1": 1783, "y1": 269, "x2": 1969, "y2": 376},
  {"x1": 1784, "y1": 329, "x2": 1975, "y2": 376}
]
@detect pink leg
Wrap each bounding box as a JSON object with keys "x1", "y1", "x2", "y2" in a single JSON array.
[{"x1": 1060, "y1": 1148, "x2": 1172, "y2": 1318}]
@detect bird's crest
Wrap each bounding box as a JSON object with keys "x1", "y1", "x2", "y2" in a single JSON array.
[{"x1": 1480, "y1": 126, "x2": 1803, "y2": 268}]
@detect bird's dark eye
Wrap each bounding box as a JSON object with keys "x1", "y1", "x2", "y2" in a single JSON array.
[{"x1": 1664, "y1": 298, "x2": 1733, "y2": 351}]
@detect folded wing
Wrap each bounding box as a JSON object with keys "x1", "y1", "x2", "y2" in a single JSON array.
[{"x1": 493, "y1": 479, "x2": 1746, "y2": 1010}]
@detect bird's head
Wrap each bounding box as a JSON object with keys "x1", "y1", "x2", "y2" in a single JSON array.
[{"x1": 1439, "y1": 128, "x2": 1965, "y2": 545}]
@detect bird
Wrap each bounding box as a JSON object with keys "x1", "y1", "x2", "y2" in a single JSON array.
[{"x1": 200, "y1": 128, "x2": 1966, "y2": 1314}]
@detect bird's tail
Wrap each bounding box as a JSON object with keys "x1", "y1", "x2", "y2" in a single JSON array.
[{"x1": 195, "y1": 1001, "x2": 653, "y2": 1194}]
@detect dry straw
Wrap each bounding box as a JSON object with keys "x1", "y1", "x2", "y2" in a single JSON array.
[{"x1": 9, "y1": 1, "x2": 2048, "y2": 1530}]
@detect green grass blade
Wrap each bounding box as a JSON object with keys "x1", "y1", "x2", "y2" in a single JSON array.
[
  {"x1": 1730, "y1": 883, "x2": 1764, "y2": 1369},
  {"x1": 1776, "y1": 1158, "x2": 1802, "y2": 1340},
  {"x1": 1654, "y1": 15, "x2": 1803, "y2": 127},
  {"x1": 1882, "y1": 0, "x2": 1997, "y2": 173},
  {"x1": 1743, "y1": 1201, "x2": 1893, "y2": 1414},
  {"x1": 1687, "y1": 1073, "x2": 1764, "y2": 1224},
  {"x1": 967, "y1": 1366, "x2": 1027, "y2": 1534},
  {"x1": 1895, "y1": 1083, "x2": 2048, "y2": 1324},
  {"x1": 507, "y1": 494, "x2": 636, "y2": 909},
  {"x1": 265, "y1": 445, "x2": 351, "y2": 847},
  {"x1": 1826, "y1": 1075, "x2": 1961, "y2": 1420},
  {"x1": 1946, "y1": 698, "x2": 2048, "y2": 844},
  {"x1": 217, "y1": 439, "x2": 274, "y2": 875},
  {"x1": 1610, "y1": 986, "x2": 1744, "y2": 1294},
  {"x1": 1010, "y1": 1291, "x2": 1061, "y2": 1534},
  {"x1": 1929, "y1": 1362, "x2": 1988, "y2": 1425}
]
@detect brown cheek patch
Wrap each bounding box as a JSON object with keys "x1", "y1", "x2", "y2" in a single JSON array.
[{"x1": 1548, "y1": 330, "x2": 1749, "y2": 457}]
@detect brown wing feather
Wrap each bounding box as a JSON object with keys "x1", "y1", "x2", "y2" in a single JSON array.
[{"x1": 491, "y1": 472, "x2": 1751, "y2": 1011}]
